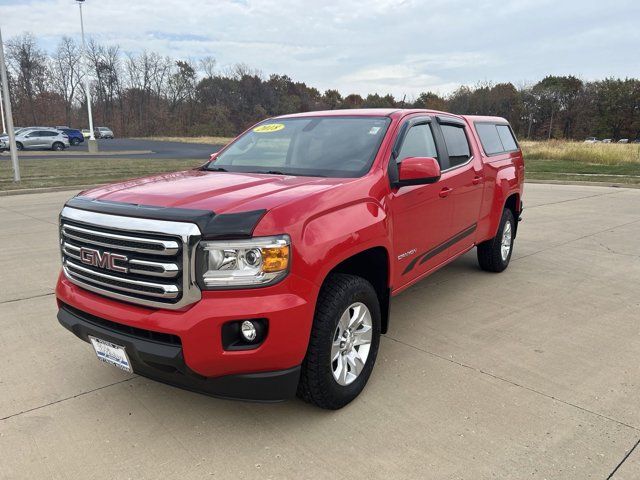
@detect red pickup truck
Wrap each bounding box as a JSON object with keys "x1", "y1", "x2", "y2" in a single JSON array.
[{"x1": 56, "y1": 109, "x2": 524, "y2": 409}]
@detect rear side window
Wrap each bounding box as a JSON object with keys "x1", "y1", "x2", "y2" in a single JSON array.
[
  {"x1": 440, "y1": 124, "x2": 471, "y2": 168},
  {"x1": 397, "y1": 124, "x2": 438, "y2": 162},
  {"x1": 476, "y1": 123, "x2": 519, "y2": 155},
  {"x1": 475, "y1": 124, "x2": 504, "y2": 155},
  {"x1": 497, "y1": 125, "x2": 518, "y2": 151}
]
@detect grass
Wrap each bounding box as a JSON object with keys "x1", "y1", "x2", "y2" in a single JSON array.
[
  {"x1": 2, "y1": 139, "x2": 640, "y2": 192},
  {"x1": 520, "y1": 140, "x2": 640, "y2": 185},
  {"x1": 131, "y1": 136, "x2": 235, "y2": 146},
  {"x1": 520, "y1": 140, "x2": 640, "y2": 164},
  {"x1": 0, "y1": 157, "x2": 205, "y2": 191}
]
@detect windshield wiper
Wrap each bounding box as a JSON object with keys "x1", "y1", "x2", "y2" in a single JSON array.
[
  {"x1": 207, "y1": 166, "x2": 228, "y2": 172},
  {"x1": 247, "y1": 170, "x2": 287, "y2": 175}
]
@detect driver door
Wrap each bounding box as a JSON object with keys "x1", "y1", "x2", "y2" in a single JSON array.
[{"x1": 388, "y1": 117, "x2": 454, "y2": 289}]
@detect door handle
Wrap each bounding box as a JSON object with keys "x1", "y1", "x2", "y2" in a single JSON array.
[
  {"x1": 439, "y1": 187, "x2": 453, "y2": 198},
  {"x1": 472, "y1": 175, "x2": 483, "y2": 185}
]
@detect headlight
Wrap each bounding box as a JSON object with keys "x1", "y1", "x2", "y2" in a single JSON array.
[{"x1": 197, "y1": 235, "x2": 290, "y2": 289}]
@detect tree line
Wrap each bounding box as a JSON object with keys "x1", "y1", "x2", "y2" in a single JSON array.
[{"x1": 4, "y1": 33, "x2": 640, "y2": 140}]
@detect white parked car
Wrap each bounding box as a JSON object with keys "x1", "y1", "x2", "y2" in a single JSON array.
[{"x1": 14, "y1": 128, "x2": 70, "y2": 151}]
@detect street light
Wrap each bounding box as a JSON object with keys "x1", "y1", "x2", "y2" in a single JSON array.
[
  {"x1": 0, "y1": 25, "x2": 20, "y2": 181},
  {"x1": 76, "y1": 0, "x2": 98, "y2": 152},
  {"x1": 0, "y1": 87, "x2": 6, "y2": 135}
]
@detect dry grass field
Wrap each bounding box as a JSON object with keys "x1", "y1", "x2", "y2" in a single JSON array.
[
  {"x1": 521, "y1": 140, "x2": 640, "y2": 185},
  {"x1": 520, "y1": 140, "x2": 640, "y2": 165}
]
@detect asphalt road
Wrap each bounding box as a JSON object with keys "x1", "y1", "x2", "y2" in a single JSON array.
[
  {"x1": 5, "y1": 138, "x2": 223, "y2": 160},
  {"x1": 1, "y1": 183, "x2": 639, "y2": 479}
]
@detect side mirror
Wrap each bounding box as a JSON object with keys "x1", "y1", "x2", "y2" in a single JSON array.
[
  {"x1": 395, "y1": 157, "x2": 441, "y2": 188},
  {"x1": 209, "y1": 152, "x2": 219, "y2": 162}
]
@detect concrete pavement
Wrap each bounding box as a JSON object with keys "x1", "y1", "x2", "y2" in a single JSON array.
[{"x1": 0, "y1": 183, "x2": 639, "y2": 479}]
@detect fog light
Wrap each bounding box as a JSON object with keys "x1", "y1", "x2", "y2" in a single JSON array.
[{"x1": 241, "y1": 320, "x2": 257, "y2": 341}]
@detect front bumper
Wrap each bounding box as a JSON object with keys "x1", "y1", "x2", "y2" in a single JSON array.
[
  {"x1": 56, "y1": 272, "x2": 318, "y2": 400},
  {"x1": 58, "y1": 303, "x2": 301, "y2": 402}
]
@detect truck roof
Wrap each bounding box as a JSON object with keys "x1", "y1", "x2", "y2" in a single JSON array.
[
  {"x1": 275, "y1": 108, "x2": 466, "y2": 119},
  {"x1": 275, "y1": 109, "x2": 510, "y2": 127},
  {"x1": 462, "y1": 115, "x2": 510, "y2": 124}
]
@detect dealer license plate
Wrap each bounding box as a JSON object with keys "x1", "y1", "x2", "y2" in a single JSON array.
[{"x1": 89, "y1": 336, "x2": 132, "y2": 373}]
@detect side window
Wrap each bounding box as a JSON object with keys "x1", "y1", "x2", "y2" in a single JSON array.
[
  {"x1": 440, "y1": 124, "x2": 471, "y2": 168},
  {"x1": 43, "y1": 131, "x2": 56, "y2": 137},
  {"x1": 475, "y1": 123, "x2": 504, "y2": 155},
  {"x1": 496, "y1": 125, "x2": 518, "y2": 151},
  {"x1": 396, "y1": 124, "x2": 438, "y2": 163}
]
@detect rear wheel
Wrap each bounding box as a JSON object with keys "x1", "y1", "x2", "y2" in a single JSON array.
[
  {"x1": 477, "y1": 208, "x2": 515, "y2": 272},
  {"x1": 297, "y1": 273, "x2": 381, "y2": 409},
  {"x1": 52, "y1": 142, "x2": 65, "y2": 151}
]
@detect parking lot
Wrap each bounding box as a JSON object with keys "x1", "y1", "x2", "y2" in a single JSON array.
[
  {"x1": 0, "y1": 183, "x2": 639, "y2": 479},
  {"x1": 1, "y1": 138, "x2": 219, "y2": 160}
]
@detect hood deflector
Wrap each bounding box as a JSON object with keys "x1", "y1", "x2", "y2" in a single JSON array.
[{"x1": 65, "y1": 196, "x2": 266, "y2": 240}]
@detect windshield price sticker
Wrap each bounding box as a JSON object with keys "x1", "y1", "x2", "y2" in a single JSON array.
[{"x1": 253, "y1": 124, "x2": 285, "y2": 133}]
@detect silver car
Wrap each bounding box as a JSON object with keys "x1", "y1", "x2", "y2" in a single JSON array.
[
  {"x1": 96, "y1": 126, "x2": 114, "y2": 139},
  {"x1": 15, "y1": 128, "x2": 70, "y2": 151}
]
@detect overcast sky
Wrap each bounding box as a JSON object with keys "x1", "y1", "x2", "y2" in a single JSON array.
[{"x1": 0, "y1": 0, "x2": 638, "y2": 98}]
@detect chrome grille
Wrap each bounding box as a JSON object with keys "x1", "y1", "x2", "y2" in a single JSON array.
[{"x1": 60, "y1": 207, "x2": 202, "y2": 309}]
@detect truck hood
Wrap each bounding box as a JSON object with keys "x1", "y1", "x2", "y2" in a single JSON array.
[{"x1": 81, "y1": 169, "x2": 351, "y2": 214}]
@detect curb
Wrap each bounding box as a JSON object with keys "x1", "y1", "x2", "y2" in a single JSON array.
[{"x1": 525, "y1": 179, "x2": 640, "y2": 189}]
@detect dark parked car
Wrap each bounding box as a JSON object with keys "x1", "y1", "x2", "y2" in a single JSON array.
[{"x1": 58, "y1": 128, "x2": 84, "y2": 146}]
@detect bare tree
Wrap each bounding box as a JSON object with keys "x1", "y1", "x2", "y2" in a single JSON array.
[
  {"x1": 199, "y1": 56, "x2": 216, "y2": 78},
  {"x1": 50, "y1": 37, "x2": 82, "y2": 126},
  {"x1": 6, "y1": 33, "x2": 49, "y2": 123}
]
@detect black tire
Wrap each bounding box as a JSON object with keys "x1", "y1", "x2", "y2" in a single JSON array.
[
  {"x1": 16, "y1": 142, "x2": 24, "y2": 151},
  {"x1": 52, "y1": 142, "x2": 65, "y2": 151},
  {"x1": 70, "y1": 138, "x2": 80, "y2": 146},
  {"x1": 477, "y1": 208, "x2": 515, "y2": 272},
  {"x1": 297, "y1": 273, "x2": 381, "y2": 410}
]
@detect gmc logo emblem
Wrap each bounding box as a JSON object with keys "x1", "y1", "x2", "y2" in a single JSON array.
[{"x1": 79, "y1": 247, "x2": 128, "y2": 273}]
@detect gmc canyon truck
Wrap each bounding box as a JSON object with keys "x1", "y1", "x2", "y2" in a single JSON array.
[{"x1": 56, "y1": 109, "x2": 524, "y2": 409}]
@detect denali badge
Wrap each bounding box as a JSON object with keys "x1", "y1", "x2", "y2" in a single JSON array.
[{"x1": 79, "y1": 247, "x2": 128, "y2": 273}]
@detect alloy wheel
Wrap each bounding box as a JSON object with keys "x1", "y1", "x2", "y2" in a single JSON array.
[
  {"x1": 331, "y1": 302, "x2": 373, "y2": 386},
  {"x1": 501, "y1": 221, "x2": 512, "y2": 261}
]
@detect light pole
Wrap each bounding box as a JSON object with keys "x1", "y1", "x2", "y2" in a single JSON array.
[
  {"x1": 0, "y1": 25, "x2": 20, "y2": 181},
  {"x1": 0, "y1": 87, "x2": 6, "y2": 134},
  {"x1": 77, "y1": 0, "x2": 98, "y2": 152}
]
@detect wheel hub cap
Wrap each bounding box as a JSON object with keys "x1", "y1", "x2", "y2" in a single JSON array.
[
  {"x1": 331, "y1": 302, "x2": 373, "y2": 386},
  {"x1": 501, "y1": 221, "x2": 512, "y2": 261}
]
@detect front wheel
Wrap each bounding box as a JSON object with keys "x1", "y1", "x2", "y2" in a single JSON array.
[
  {"x1": 297, "y1": 273, "x2": 381, "y2": 409},
  {"x1": 477, "y1": 208, "x2": 515, "y2": 272},
  {"x1": 70, "y1": 138, "x2": 80, "y2": 146},
  {"x1": 16, "y1": 142, "x2": 24, "y2": 151}
]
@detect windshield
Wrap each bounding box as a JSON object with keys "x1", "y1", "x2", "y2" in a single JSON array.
[{"x1": 207, "y1": 116, "x2": 391, "y2": 178}]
